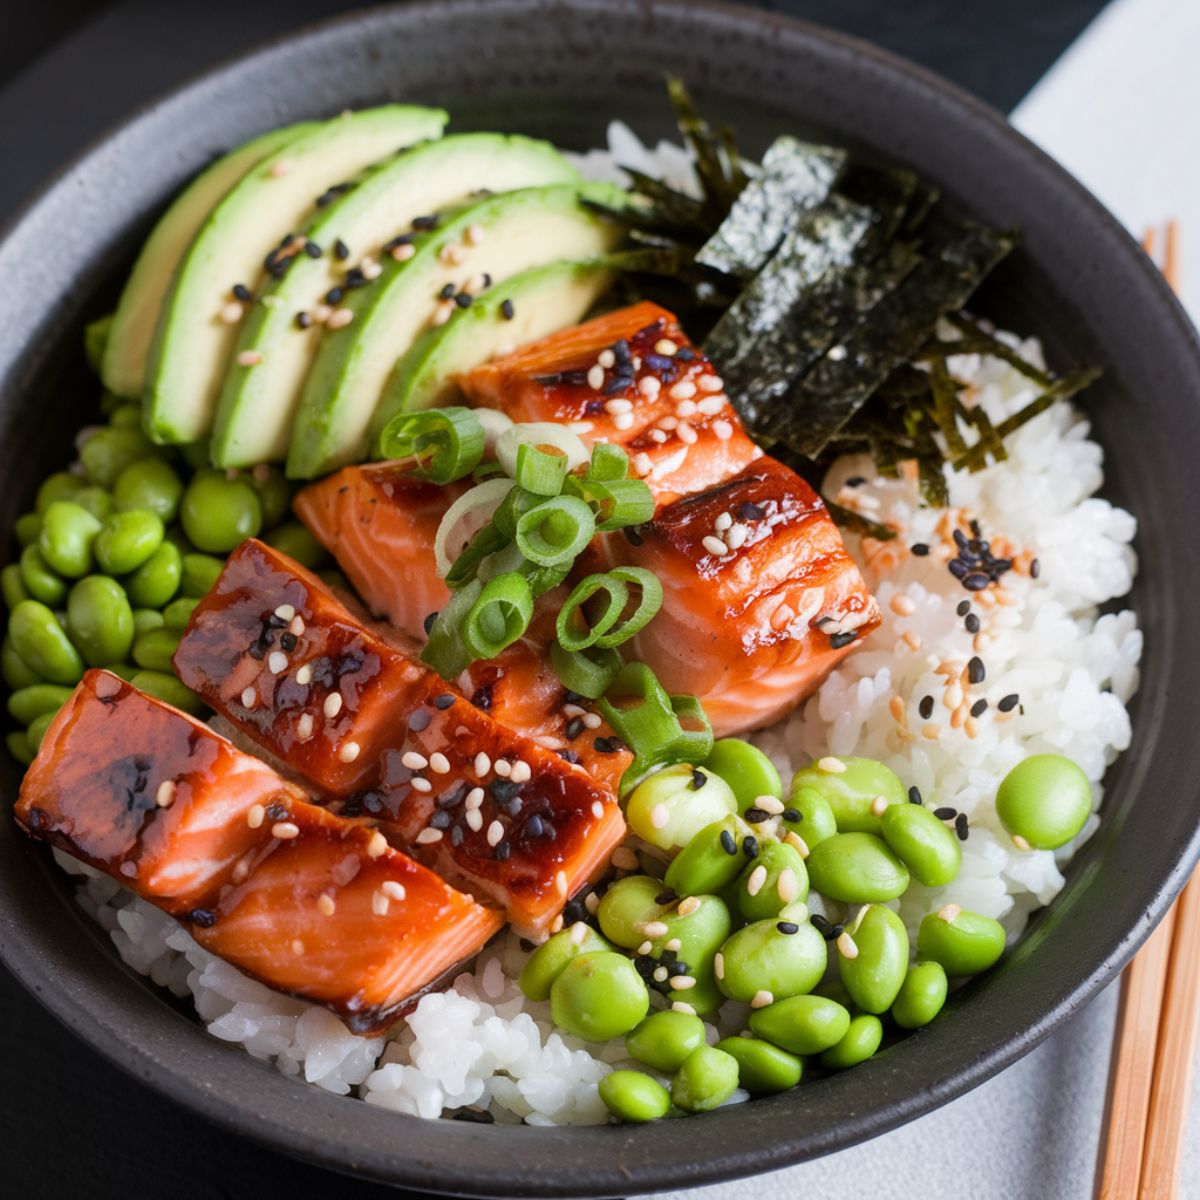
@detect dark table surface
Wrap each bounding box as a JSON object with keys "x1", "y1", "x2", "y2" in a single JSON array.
[{"x1": 0, "y1": 1, "x2": 1108, "y2": 1195}]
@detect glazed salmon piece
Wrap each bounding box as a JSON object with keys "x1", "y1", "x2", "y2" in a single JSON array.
[
  {"x1": 192, "y1": 799, "x2": 503, "y2": 1034},
  {"x1": 293, "y1": 464, "x2": 465, "y2": 642},
  {"x1": 590, "y1": 457, "x2": 881, "y2": 737},
  {"x1": 15, "y1": 670, "x2": 304, "y2": 912}
]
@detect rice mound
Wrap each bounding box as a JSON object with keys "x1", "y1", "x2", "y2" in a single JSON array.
[{"x1": 54, "y1": 126, "x2": 1140, "y2": 1126}]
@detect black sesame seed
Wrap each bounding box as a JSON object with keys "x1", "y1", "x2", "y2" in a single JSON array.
[
  {"x1": 430, "y1": 810, "x2": 452, "y2": 830},
  {"x1": 735, "y1": 501, "x2": 766, "y2": 522},
  {"x1": 956, "y1": 600, "x2": 971, "y2": 617},
  {"x1": 933, "y1": 806, "x2": 957, "y2": 821},
  {"x1": 500, "y1": 298, "x2": 515, "y2": 320},
  {"x1": 964, "y1": 572, "x2": 990, "y2": 592},
  {"x1": 481, "y1": 273, "x2": 493, "y2": 289},
  {"x1": 830, "y1": 632, "x2": 857, "y2": 650},
  {"x1": 295, "y1": 311, "x2": 312, "y2": 329},
  {"x1": 525, "y1": 814, "x2": 545, "y2": 839},
  {"x1": 495, "y1": 841, "x2": 512, "y2": 861},
  {"x1": 845, "y1": 476, "x2": 866, "y2": 488},
  {"x1": 345, "y1": 267, "x2": 366, "y2": 289},
  {"x1": 408, "y1": 709, "x2": 431, "y2": 732},
  {"x1": 232, "y1": 283, "x2": 252, "y2": 302},
  {"x1": 423, "y1": 611, "x2": 439, "y2": 635},
  {"x1": 911, "y1": 543, "x2": 930, "y2": 557},
  {"x1": 266, "y1": 802, "x2": 289, "y2": 821},
  {"x1": 783, "y1": 808, "x2": 800, "y2": 822},
  {"x1": 303, "y1": 241, "x2": 322, "y2": 259},
  {"x1": 433, "y1": 693, "x2": 456, "y2": 710},
  {"x1": 593, "y1": 736, "x2": 617, "y2": 754},
  {"x1": 557, "y1": 748, "x2": 581, "y2": 765},
  {"x1": 333, "y1": 239, "x2": 350, "y2": 261},
  {"x1": 325, "y1": 286, "x2": 344, "y2": 304},
  {"x1": 953, "y1": 529, "x2": 969, "y2": 550},
  {"x1": 471, "y1": 684, "x2": 493, "y2": 711},
  {"x1": 451, "y1": 825, "x2": 464, "y2": 847},
  {"x1": 666, "y1": 961, "x2": 691, "y2": 977},
  {"x1": 720, "y1": 829, "x2": 738, "y2": 855},
  {"x1": 967, "y1": 656, "x2": 986, "y2": 684},
  {"x1": 1030, "y1": 558, "x2": 1041, "y2": 579},
  {"x1": 955, "y1": 813, "x2": 970, "y2": 841},
  {"x1": 280, "y1": 632, "x2": 297, "y2": 652},
  {"x1": 919, "y1": 695, "x2": 934, "y2": 720},
  {"x1": 690, "y1": 768, "x2": 707, "y2": 790},
  {"x1": 187, "y1": 908, "x2": 217, "y2": 928},
  {"x1": 742, "y1": 835, "x2": 759, "y2": 859},
  {"x1": 998, "y1": 693, "x2": 1020, "y2": 713},
  {"x1": 965, "y1": 613, "x2": 981, "y2": 634},
  {"x1": 970, "y1": 698, "x2": 988, "y2": 718},
  {"x1": 565, "y1": 717, "x2": 584, "y2": 740},
  {"x1": 744, "y1": 807, "x2": 770, "y2": 824},
  {"x1": 827, "y1": 923, "x2": 845, "y2": 940},
  {"x1": 489, "y1": 779, "x2": 521, "y2": 803},
  {"x1": 908, "y1": 786, "x2": 923, "y2": 806},
  {"x1": 411, "y1": 214, "x2": 439, "y2": 230},
  {"x1": 810, "y1": 914, "x2": 832, "y2": 934},
  {"x1": 948, "y1": 559, "x2": 969, "y2": 580},
  {"x1": 655, "y1": 890, "x2": 677, "y2": 906},
  {"x1": 454, "y1": 292, "x2": 473, "y2": 308},
  {"x1": 439, "y1": 283, "x2": 456, "y2": 300},
  {"x1": 603, "y1": 374, "x2": 634, "y2": 396},
  {"x1": 776, "y1": 921, "x2": 799, "y2": 935}
]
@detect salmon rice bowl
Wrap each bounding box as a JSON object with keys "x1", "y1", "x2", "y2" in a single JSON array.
[{"x1": 5, "y1": 80, "x2": 1139, "y2": 1128}]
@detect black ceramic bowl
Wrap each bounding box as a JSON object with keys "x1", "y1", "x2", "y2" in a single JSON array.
[{"x1": 1, "y1": 1, "x2": 1198, "y2": 1194}]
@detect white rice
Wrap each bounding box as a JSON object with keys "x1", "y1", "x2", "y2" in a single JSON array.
[{"x1": 54, "y1": 124, "x2": 1140, "y2": 1125}]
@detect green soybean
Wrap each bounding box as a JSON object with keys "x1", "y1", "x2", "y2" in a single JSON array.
[
  {"x1": 671, "y1": 1045, "x2": 739, "y2": 1113},
  {"x1": 7, "y1": 683, "x2": 72, "y2": 725},
  {"x1": 781, "y1": 785, "x2": 838, "y2": 850},
  {"x1": 163, "y1": 596, "x2": 200, "y2": 631},
  {"x1": 66, "y1": 576, "x2": 135, "y2": 667},
  {"x1": 27, "y1": 709, "x2": 57, "y2": 751},
  {"x1": 14, "y1": 512, "x2": 42, "y2": 547},
  {"x1": 2, "y1": 563, "x2": 30, "y2": 610},
  {"x1": 126, "y1": 541, "x2": 183, "y2": 607},
  {"x1": 626, "y1": 764, "x2": 737, "y2": 853},
  {"x1": 180, "y1": 472, "x2": 263, "y2": 553},
  {"x1": 598, "y1": 1071, "x2": 671, "y2": 1123},
  {"x1": 38, "y1": 501, "x2": 102, "y2": 578},
  {"x1": 94, "y1": 509, "x2": 164, "y2": 575},
  {"x1": 626, "y1": 1010, "x2": 707, "y2": 1073},
  {"x1": 703, "y1": 738, "x2": 782, "y2": 813},
  {"x1": 550, "y1": 951, "x2": 650, "y2": 1042},
  {"x1": 6, "y1": 730, "x2": 33, "y2": 765},
  {"x1": 995, "y1": 754, "x2": 1092, "y2": 850},
  {"x1": 264, "y1": 521, "x2": 328, "y2": 570},
  {"x1": 108, "y1": 402, "x2": 143, "y2": 429},
  {"x1": 132, "y1": 608, "x2": 166, "y2": 635},
  {"x1": 734, "y1": 841, "x2": 809, "y2": 922},
  {"x1": 598, "y1": 876, "x2": 671, "y2": 949},
  {"x1": 881, "y1": 802, "x2": 961, "y2": 887},
  {"x1": 819, "y1": 1013, "x2": 883, "y2": 1070},
  {"x1": 892, "y1": 960, "x2": 949, "y2": 1029},
  {"x1": 748, "y1": 993, "x2": 851, "y2": 1055},
  {"x1": 805, "y1": 832, "x2": 910, "y2": 904},
  {"x1": 129, "y1": 669, "x2": 204, "y2": 714},
  {"x1": 647, "y1": 894, "x2": 733, "y2": 1016},
  {"x1": 838, "y1": 904, "x2": 909, "y2": 1013},
  {"x1": 180, "y1": 551, "x2": 224, "y2": 598},
  {"x1": 18, "y1": 545, "x2": 67, "y2": 606},
  {"x1": 9, "y1": 600, "x2": 84, "y2": 685},
  {"x1": 790, "y1": 756, "x2": 907, "y2": 834},
  {"x1": 132, "y1": 626, "x2": 181, "y2": 673},
  {"x1": 246, "y1": 467, "x2": 293, "y2": 529},
  {"x1": 73, "y1": 486, "x2": 114, "y2": 520},
  {"x1": 918, "y1": 907, "x2": 1006, "y2": 977},
  {"x1": 2, "y1": 637, "x2": 42, "y2": 689},
  {"x1": 80, "y1": 427, "x2": 154, "y2": 488},
  {"x1": 35, "y1": 471, "x2": 84, "y2": 514},
  {"x1": 518, "y1": 923, "x2": 612, "y2": 1001},
  {"x1": 664, "y1": 815, "x2": 752, "y2": 898},
  {"x1": 717, "y1": 916, "x2": 826, "y2": 1005},
  {"x1": 715, "y1": 1036, "x2": 801, "y2": 1095},
  {"x1": 113, "y1": 458, "x2": 183, "y2": 522}
]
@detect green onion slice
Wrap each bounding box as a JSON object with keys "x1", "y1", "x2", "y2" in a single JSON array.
[
  {"x1": 463, "y1": 572, "x2": 534, "y2": 659},
  {"x1": 587, "y1": 442, "x2": 631, "y2": 483},
  {"x1": 515, "y1": 442, "x2": 570, "y2": 496},
  {"x1": 434, "y1": 478, "x2": 515, "y2": 577},
  {"x1": 590, "y1": 478, "x2": 655, "y2": 531},
  {"x1": 377, "y1": 407, "x2": 485, "y2": 484},
  {"x1": 420, "y1": 579, "x2": 483, "y2": 678},
  {"x1": 557, "y1": 567, "x2": 662, "y2": 650},
  {"x1": 550, "y1": 640, "x2": 624, "y2": 700},
  {"x1": 497, "y1": 422, "x2": 588, "y2": 478},
  {"x1": 515, "y1": 495, "x2": 595, "y2": 567}
]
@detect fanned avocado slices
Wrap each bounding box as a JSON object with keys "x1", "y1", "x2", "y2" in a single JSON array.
[
  {"x1": 143, "y1": 105, "x2": 448, "y2": 446},
  {"x1": 210, "y1": 133, "x2": 578, "y2": 468}
]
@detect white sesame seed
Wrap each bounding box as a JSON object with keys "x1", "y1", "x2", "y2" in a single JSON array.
[
  {"x1": 676, "y1": 422, "x2": 697, "y2": 446},
  {"x1": 310, "y1": 303, "x2": 332, "y2": 323},
  {"x1": 613, "y1": 412, "x2": 634, "y2": 431},
  {"x1": 611, "y1": 846, "x2": 639, "y2": 870},
  {"x1": 274, "y1": 604, "x2": 295, "y2": 621},
  {"x1": 672, "y1": 1001, "x2": 698, "y2": 1016},
  {"x1": 642, "y1": 920, "x2": 669, "y2": 939},
  {"x1": 295, "y1": 664, "x2": 312, "y2": 686},
  {"x1": 649, "y1": 429, "x2": 668, "y2": 444},
  {"x1": 777, "y1": 868, "x2": 799, "y2": 903},
  {"x1": 587, "y1": 364, "x2": 605, "y2": 390},
  {"x1": 585, "y1": 892, "x2": 600, "y2": 914},
  {"x1": 702, "y1": 535, "x2": 728, "y2": 557},
  {"x1": 240, "y1": 687, "x2": 257, "y2": 708},
  {"x1": 817, "y1": 756, "x2": 847, "y2": 774},
  {"x1": 494, "y1": 758, "x2": 512, "y2": 778},
  {"x1": 323, "y1": 693, "x2": 343, "y2": 719},
  {"x1": 219, "y1": 301, "x2": 245, "y2": 325},
  {"x1": 938, "y1": 903, "x2": 962, "y2": 923},
  {"x1": 272, "y1": 821, "x2": 300, "y2": 840},
  {"x1": 410, "y1": 776, "x2": 432, "y2": 793},
  {"x1": 714, "y1": 952, "x2": 725, "y2": 980},
  {"x1": 338, "y1": 741, "x2": 361, "y2": 763},
  {"x1": 474, "y1": 752, "x2": 491, "y2": 776},
  {"x1": 669, "y1": 975, "x2": 697, "y2": 990},
  {"x1": 367, "y1": 831, "x2": 388, "y2": 858},
  {"x1": 372, "y1": 890, "x2": 390, "y2": 916},
  {"x1": 725, "y1": 523, "x2": 749, "y2": 550},
  {"x1": 267, "y1": 650, "x2": 288, "y2": 675},
  {"x1": 698, "y1": 374, "x2": 724, "y2": 392},
  {"x1": 119, "y1": 862, "x2": 137, "y2": 878},
  {"x1": 714, "y1": 512, "x2": 733, "y2": 532},
  {"x1": 429, "y1": 751, "x2": 451, "y2": 775},
  {"x1": 591, "y1": 800, "x2": 605, "y2": 820},
  {"x1": 416, "y1": 827, "x2": 444, "y2": 845},
  {"x1": 677, "y1": 896, "x2": 700, "y2": 917},
  {"x1": 569, "y1": 921, "x2": 589, "y2": 946},
  {"x1": 390, "y1": 242, "x2": 415, "y2": 262},
  {"x1": 155, "y1": 780, "x2": 176, "y2": 809},
  {"x1": 757, "y1": 795, "x2": 785, "y2": 815},
  {"x1": 382, "y1": 881, "x2": 407, "y2": 900},
  {"x1": 401, "y1": 751, "x2": 428, "y2": 770},
  {"x1": 568, "y1": 420, "x2": 593, "y2": 433},
  {"x1": 236, "y1": 350, "x2": 263, "y2": 367},
  {"x1": 581, "y1": 713, "x2": 603, "y2": 730},
  {"x1": 317, "y1": 893, "x2": 336, "y2": 916},
  {"x1": 654, "y1": 338, "x2": 677, "y2": 355},
  {"x1": 890, "y1": 594, "x2": 917, "y2": 616},
  {"x1": 562, "y1": 703, "x2": 586, "y2": 718},
  {"x1": 295, "y1": 713, "x2": 314, "y2": 741},
  {"x1": 326, "y1": 307, "x2": 354, "y2": 330},
  {"x1": 837, "y1": 932, "x2": 859, "y2": 959},
  {"x1": 230, "y1": 856, "x2": 249, "y2": 883},
  {"x1": 675, "y1": 398, "x2": 697, "y2": 417},
  {"x1": 664, "y1": 938, "x2": 682, "y2": 952},
  {"x1": 465, "y1": 222, "x2": 486, "y2": 246},
  {"x1": 636, "y1": 940, "x2": 653, "y2": 956},
  {"x1": 465, "y1": 787, "x2": 485, "y2": 809},
  {"x1": 360, "y1": 257, "x2": 382, "y2": 281},
  {"x1": 438, "y1": 243, "x2": 465, "y2": 266},
  {"x1": 653, "y1": 966, "x2": 668, "y2": 983},
  {"x1": 746, "y1": 865, "x2": 768, "y2": 896},
  {"x1": 632, "y1": 452, "x2": 652, "y2": 476},
  {"x1": 750, "y1": 989, "x2": 774, "y2": 1009},
  {"x1": 465, "y1": 808, "x2": 483, "y2": 832},
  {"x1": 650, "y1": 803, "x2": 669, "y2": 829},
  {"x1": 638, "y1": 375, "x2": 662, "y2": 397},
  {"x1": 870, "y1": 795, "x2": 889, "y2": 817},
  {"x1": 605, "y1": 397, "x2": 633, "y2": 414},
  {"x1": 658, "y1": 415, "x2": 678, "y2": 430},
  {"x1": 247, "y1": 803, "x2": 265, "y2": 829},
  {"x1": 785, "y1": 831, "x2": 810, "y2": 858},
  {"x1": 510, "y1": 760, "x2": 532, "y2": 784},
  {"x1": 697, "y1": 395, "x2": 725, "y2": 416},
  {"x1": 432, "y1": 300, "x2": 455, "y2": 326},
  {"x1": 712, "y1": 418, "x2": 734, "y2": 441},
  {"x1": 597, "y1": 348, "x2": 615, "y2": 369},
  {"x1": 669, "y1": 380, "x2": 697, "y2": 401},
  {"x1": 486, "y1": 820, "x2": 504, "y2": 847},
  {"x1": 1013, "y1": 834, "x2": 1031, "y2": 851}
]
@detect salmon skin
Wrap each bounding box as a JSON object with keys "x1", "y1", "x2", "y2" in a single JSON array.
[
  {"x1": 175, "y1": 540, "x2": 625, "y2": 938},
  {"x1": 588, "y1": 456, "x2": 882, "y2": 737},
  {"x1": 16, "y1": 671, "x2": 502, "y2": 1032}
]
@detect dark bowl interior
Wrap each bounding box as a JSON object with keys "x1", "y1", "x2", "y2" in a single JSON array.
[{"x1": 1, "y1": 1, "x2": 1199, "y2": 1194}]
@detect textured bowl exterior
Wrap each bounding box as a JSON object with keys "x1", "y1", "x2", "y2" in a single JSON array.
[{"x1": 1, "y1": 1, "x2": 1198, "y2": 1195}]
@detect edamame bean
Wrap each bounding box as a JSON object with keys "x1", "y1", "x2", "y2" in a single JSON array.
[
  {"x1": 790, "y1": 756, "x2": 907, "y2": 834},
  {"x1": 995, "y1": 754, "x2": 1092, "y2": 850},
  {"x1": 126, "y1": 542, "x2": 183, "y2": 607},
  {"x1": 181, "y1": 551, "x2": 224, "y2": 598},
  {"x1": 646, "y1": 894, "x2": 733, "y2": 1015},
  {"x1": 18, "y1": 544, "x2": 67, "y2": 606},
  {"x1": 27, "y1": 709, "x2": 57, "y2": 751},
  {"x1": 9, "y1": 600, "x2": 83, "y2": 685},
  {"x1": 664, "y1": 814, "x2": 753, "y2": 898},
  {"x1": 918, "y1": 907, "x2": 1006, "y2": 976},
  {"x1": 163, "y1": 596, "x2": 200, "y2": 631},
  {"x1": 66, "y1": 576, "x2": 135, "y2": 666},
  {"x1": 717, "y1": 916, "x2": 826, "y2": 1005},
  {"x1": 35, "y1": 471, "x2": 84, "y2": 514},
  {"x1": 2, "y1": 637, "x2": 42, "y2": 689},
  {"x1": 80, "y1": 427, "x2": 155, "y2": 488},
  {"x1": 670, "y1": 1045, "x2": 739, "y2": 1113},
  {"x1": 180, "y1": 472, "x2": 263, "y2": 553},
  {"x1": 549, "y1": 951, "x2": 650, "y2": 1041},
  {"x1": 819, "y1": 1013, "x2": 883, "y2": 1070},
  {"x1": 38, "y1": 501, "x2": 102, "y2": 578},
  {"x1": 715, "y1": 1036, "x2": 802, "y2": 1095},
  {"x1": 129, "y1": 669, "x2": 204, "y2": 714},
  {"x1": 805, "y1": 832, "x2": 910, "y2": 904},
  {"x1": 264, "y1": 521, "x2": 329, "y2": 570},
  {"x1": 108, "y1": 402, "x2": 143, "y2": 429},
  {"x1": 881, "y1": 802, "x2": 961, "y2": 887},
  {"x1": 2, "y1": 563, "x2": 30, "y2": 610},
  {"x1": 781, "y1": 786, "x2": 837, "y2": 850},
  {"x1": 891, "y1": 960, "x2": 948, "y2": 1029},
  {"x1": 14, "y1": 512, "x2": 42, "y2": 547},
  {"x1": 626, "y1": 765, "x2": 737, "y2": 852},
  {"x1": 838, "y1": 904, "x2": 909, "y2": 1013},
  {"x1": 113, "y1": 458, "x2": 184, "y2": 522},
  {"x1": 6, "y1": 730, "x2": 33, "y2": 765},
  {"x1": 748, "y1": 993, "x2": 850, "y2": 1054},
  {"x1": 94, "y1": 509, "x2": 164, "y2": 575},
  {"x1": 246, "y1": 466, "x2": 292, "y2": 529},
  {"x1": 734, "y1": 840, "x2": 809, "y2": 922},
  {"x1": 73, "y1": 486, "x2": 114, "y2": 520},
  {"x1": 626, "y1": 1010, "x2": 707, "y2": 1073},
  {"x1": 518, "y1": 922, "x2": 612, "y2": 1001},
  {"x1": 703, "y1": 738, "x2": 782, "y2": 814},
  {"x1": 598, "y1": 876, "x2": 670, "y2": 948},
  {"x1": 7, "y1": 684, "x2": 72, "y2": 725},
  {"x1": 598, "y1": 1071, "x2": 671, "y2": 1123},
  {"x1": 132, "y1": 626, "x2": 181, "y2": 673},
  {"x1": 133, "y1": 608, "x2": 166, "y2": 635}
]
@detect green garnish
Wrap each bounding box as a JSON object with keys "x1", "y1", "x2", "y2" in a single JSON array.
[{"x1": 377, "y1": 407, "x2": 484, "y2": 484}]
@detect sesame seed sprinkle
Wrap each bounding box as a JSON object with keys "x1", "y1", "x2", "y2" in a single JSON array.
[
  {"x1": 416, "y1": 827, "x2": 444, "y2": 845},
  {"x1": 295, "y1": 713, "x2": 314, "y2": 741},
  {"x1": 402, "y1": 751, "x2": 428, "y2": 770},
  {"x1": 272, "y1": 821, "x2": 300, "y2": 840},
  {"x1": 338, "y1": 741, "x2": 360, "y2": 763},
  {"x1": 429, "y1": 751, "x2": 451, "y2": 775},
  {"x1": 818, "y1": 756, "x2": 846, "y2": 774},
  {"x1": 317, "y1": 893, "x2": 336, "y2": 916},
  {"x1": 486, "y1": 820, "x2": 504, "y2": 847},
  {"x1": 155, "y1": 780, "x2": 177, "y2": 809},
  {"x1": 367, "y1": 831, "x2": 388, "y2": 858},
  {"x1": 750, "y1": 989, "x2": 774, "y2": 1009},
  {"x1": 324, "y1": 693, "x2": 343, "y2": 719},
  {"x1": 247, "y1": 804, "x2": 265, "y2": 829}
]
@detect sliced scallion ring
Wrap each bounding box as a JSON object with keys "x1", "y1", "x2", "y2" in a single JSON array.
[
  {"x1": 556, "y1": 574, "x2": 630, "y2": 651},
  {"x1": 497, "y1": 422, "x2": 589, "y2": 479},
  {"x1": 587, "y1": 442, "x2": 631, "y2": 483},
  {"x1": 473, "y1": 407, "x2": 515, "y2": 455},
  {"x1": 594, "y1": 567, "x2": 663, "y2": 647},
  {"x1": 515, "y1": 495, "x2": 595, "y2": 567},
  {"x1": 590, "y1": 478, "x2": 655, "y2": 531},
  {"x1": 515, "y1": 441, "x2": 571, "y2": 496},
  {"x1": 377, "y1": 407, "x2": 485, "y2": 484},
  {"x1": 550, "y1": 639, "x2": 624, "y2": 700},
  {"x1": 420, "y1": 578, "x2": 483, "y2": 678},
  {"x1": 433, "y1": 478, "x2": 515, "y2": 577},
  {"x1": 463, "y1": 572, "x2": 534, "y2": 659}
]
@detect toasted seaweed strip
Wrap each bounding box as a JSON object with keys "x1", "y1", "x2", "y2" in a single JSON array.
[
  {"x1": 666, "y1": 77, "x2": 744, "y2": 219},
  {"x1": 695, "y1": 136, "x2": 847, "y2": 280},
  {"x1": 782, "y1": 221, "x2": 1016, "y2": 458},
  {"x1": 618, "y1": 169, "x2": 712, "y2": 236},
  {"x1": 928, "y1": 313, "x2": 1054, "y2": 387},
  {"x1": 824, "y1": 498, "x2": 897, "y2": 541}
]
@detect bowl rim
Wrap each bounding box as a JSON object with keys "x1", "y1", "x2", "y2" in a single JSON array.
[{"x1": 1, "y1": 0, "x2": 1198, "y2": 1194}]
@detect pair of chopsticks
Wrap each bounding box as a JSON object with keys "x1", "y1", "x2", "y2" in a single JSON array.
[{"x1": 1096, "y1": 221, "x2": 1197, "y2": 1200}]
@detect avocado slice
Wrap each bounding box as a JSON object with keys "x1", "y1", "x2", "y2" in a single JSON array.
[
  {"x1": 143, "y1": 105, "x2": 448, "y2": 446},
  {"x1": 102, "y1": 120, "x2": 319, "y2": 399},
  {"x1": 384, "y1": 258, "x2": 617, "y2": 417},
  {"x1": 286, "y1": 183, "x2": 627, "y2": 479},
  {"x1": 210, "y1": 133, "x2": 578, "y2": 469}
]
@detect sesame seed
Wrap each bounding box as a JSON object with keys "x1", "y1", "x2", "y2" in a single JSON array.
[
  {"x1": 837, "y1": 932, "x2": 859, "y2": 959},
  {"x1": 581, "y1": 713, "x2": 602, "y2": 730},
  {"x1": 669, "y1": 380, "x2": 697, "y2": 401},
  {"x1": 654, "y1": 338, "x2": 677, "y2": 356},
  {"x1": 219, "y1": 301, "x2": 245, "y2": 324},
  {"x1": 712, "y1": 419, "x2": 733, "y2": 441},
  {"x1": 510, "y1": 760, "x2": 532, "y2": 784},
  {"x1": 274, "y1": 604, "x2": 295, "y2": 621},
  {"x1": 870, "y1": 796, "x2": 889, "y2": 817},
  {"x1": 390, "y1": 242, "x2": 416, "y2": 262},
  {"x1": 671, "y1": 1001, "x2": 697, "y2": 1016},
  {"x1": 698, "y1": 374, "x2": 723, "y2": 393},
  {"x1": 402, "y1": 751, "x2": 428, "y2": 770},
  {"x1": 746, "y1": 865, "x2": 768, "y2": 896},
  {"x1": 338, "y1": 741, "x2": 360, "y2": 763},
  {"x1": 669, "y1": 975, "x2": 697, "y2": 991},
  {"x1": 970, "y1": 698, "x2": 988, "y2": 718},
  {"x1": 777, "y1": 868, "x2": 798, "y2": 903},
  {"x1": 724, "y1": 522, "x2": 748, "y2": 550},
  {"x1": 919, "y1": 695, "x2": 934, "y2": 719},
  {"x1": 372, "y1": 889, "x2": 390, "y2": 917},
  {"x1": 465, "y1": 787, "x2": 485, "y2": 809},
  {"x1": 757, "y1": 795, "x2": 784, "y2": 815},
  {"x1": 410, "y1": 777, "x2": 432, "y2": 793},
  {"x1": 317, "y1": 893, "x2": 336, "y2": 916},
  {"x1": 465, "y1": 808, "x2": 483, "y2": 832},
  {"x1": 465, "y1": 222, "x2": 486, "y2": 246},
  {"x1": 587, "y1": 365, "x2": 605, "y2": 390},
  {"x1": 653, "y1": 966, "x2": 669, "y2": 983},
  {"x1": 474, "y1": 752, "x2": 491, "y2": 776},
  {"x1": 636, "y1": 940, "x2": 653, "y2": 956},
  {"x1": 155, "y1": 780, "x2": 176, "y2": 808},
  {"x1": 968, "y1": 656, "x2": 986, "y2": 684},
  {"x1": 247, "y1": 803, "x2": 265, "y2": 829},
  {"x1": 236, "y1": 350, "x2": 263, "y2": 367},
  {"x1": 937, "y1": 903, "x2": 962, "y2": 922},
  {"x1": 416, "y1": 827, "x2": 444, "y2": 845},
  {"x1": 295, "y1": 713, "x2": 314, "y2": 741},
  {"x1": 272, "y1": 821, "x2": 300, "y2": 840},
  {"x1": 675, "y1": 398, "x2": 697, "y2": 417},
  {"x1": 585, "y1": 893, "x2": 600, "y2": 914},
  {"x1": 714, "y1": 512, "x2": 733, "y2": 533},
  {"x1": 998, "y1": 693, "x2": 1020, "y2": 712},
  {"x1": 605, "y1": 397, "x2": 633, "y2": 414},
  {"x1": 611, "y1": 846, "x2": 639, "y2": 870},
  {"x1": 750, "y1": 990, "x2": 774, "y2": 1009},
  {"x1": 702, "y1": 535, "x2": 728, "y2": 557},
  {"x1": 549, "y1": 914, "x2": 564, "y2": 934},
  {"x1": 1012, "y1": 834, "x2": 1031, "y2": 851},
  {"x1": 310, "y1": 303, "x2": 332, "y2": 323},
  {"x1": 323, "y1": 693, "x2": 343, "y2": 719},
  {"x1": 267, "y1": 650, "x2": 288, "y2": 675},
  {"x1": 326, "y1": 307, "x2": 354, "y2": 330},
  {"x1": 784, "y1": 831, "x2": 809, "y2": 859},
  {"x1": 613, "y1": 412, "x2": 634, "y2": 431},
  {"x1": 817, "y1": 756, "x2": 846, "y2": 773},
  {"x1": 641, "y1": 920, "x2": 669, "y2": 938},
  {"x1": 429, "y1": 751, "x2": 451, "y2": 775},
  {"x1": 486, "y1": 820, "x2": 504, "y2": 847},
  {"x1": 432, "y1": 300, "x2": 454, "y2": 326},
  {"x1": 568, "y1": 922, "x2": 590, "y2": 947},
  {"x1": 240, "y1": 687, "x2": 257, "y2": 708},
  {"x1": 638, "y1": 375, "x2": 662, "y2": 397},
  {"x1": 367, "y1": 831, "x2": 388, "y2": 858},
  {"x1": 493, "y1": 758, "x2": 512, "y2": 778}
]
